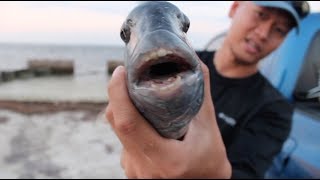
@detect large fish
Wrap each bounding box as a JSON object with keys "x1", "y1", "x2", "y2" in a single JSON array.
[{"x1": 120, "y1": 1, "x2": 204, "y2": 139}]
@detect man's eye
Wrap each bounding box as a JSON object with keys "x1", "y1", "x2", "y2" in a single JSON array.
[
  {"x1": 274, "y1": 27, "x2": 287, "y2": 36},
  {"x1": 256, "y1": 11, "x2": 268, "y2": 19}
]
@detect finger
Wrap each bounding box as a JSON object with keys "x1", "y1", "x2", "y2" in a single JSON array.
[
  {"x1": 120, "y1": 148, "x2": 127, "y2": 170},
  {"x1": 108, "y1": 66, "x2": 164, "y2": 154},
  {"x1": 105, "y1": 105, "x2": 114, "y2": 124}
]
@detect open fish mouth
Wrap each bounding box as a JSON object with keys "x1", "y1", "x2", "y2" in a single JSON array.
[{"x1": 135, "y1": 48, "x2": 195, "y2": 95}]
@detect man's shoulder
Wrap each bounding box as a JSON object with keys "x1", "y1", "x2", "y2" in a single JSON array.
[
  {"x1": 257, "y1": 74, "x2": 294, "y2": 113},
  {"x1": 196, "y1": 50, "x2": 215, "y2": 64},
  {"x1": 259, "y1": 74, "x2": 287, "y2": 101}
]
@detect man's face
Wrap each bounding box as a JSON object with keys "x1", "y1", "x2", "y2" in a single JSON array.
[{"x1": 225, "y1": 1, "x2": 295, "y2": 65}]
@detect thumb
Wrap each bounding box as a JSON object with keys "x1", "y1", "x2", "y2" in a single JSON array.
[
  {"x1": 107, "y1": 66, "x2": 163, "y2": 153},
  {"x1": 108, "y1": 66, "x2": 141, "y2": 123}
]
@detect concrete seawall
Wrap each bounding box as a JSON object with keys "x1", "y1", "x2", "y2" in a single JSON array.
[{"x1": 1, "y1": 60, "x2": 74, "y2": 84}]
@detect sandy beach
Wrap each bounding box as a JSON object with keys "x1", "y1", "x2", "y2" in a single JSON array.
[
  {"x1": 0, "y1": 43, "x2": 127, "y2": 178},
  {"x1": 0, "y1": 102, "x2": 126, "y2": 179}
]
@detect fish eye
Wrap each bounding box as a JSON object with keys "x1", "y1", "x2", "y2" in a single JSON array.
[
  {"x1": 120, "y1": 29, "x2": 127, "y2": 43},
  {"x1": 120, "y1": 23, "x2": 131, "y2": 43},
  {"x1": 182, "y1": 14, "x2": 190, "y2": 33}
]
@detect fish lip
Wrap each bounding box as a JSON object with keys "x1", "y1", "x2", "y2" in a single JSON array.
[{"x1": 129, "y1": 47, "x2": 198, "y2": 96}]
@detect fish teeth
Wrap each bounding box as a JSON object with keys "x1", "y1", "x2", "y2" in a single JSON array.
[
  {"x1": 176, "y1": 75, "x2": 181, "y2": 82},
  {"x1": 160, "y1": 82, "x2": 175, "y2": 91},
  {"x1": 157, "y1": 48, "x2": 167, "y2": 57},
  {"x1": 149, "y1": 51, "x2": 158, "y2": 60},
  {"x1": 149, "y1": 75, "x2": 182, "y2": 91},
  {"x1": 144, "y1": 49, "x2": 173, "y2": 62},
  {"x1": 167, "y1": 77, "x2": 175, "y2": 82},
  {"x1": 158, "y1": 75, "x2": 182, "y2": 91}
]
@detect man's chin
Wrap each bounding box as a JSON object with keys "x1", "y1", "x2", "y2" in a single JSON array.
[{"x1": 234, "y1": 54, "x2": 261, "y2": 66}]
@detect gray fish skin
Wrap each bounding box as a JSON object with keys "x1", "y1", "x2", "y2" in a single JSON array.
[{"x1": 120, "y1": 1, "x2": 204, "y2": 139}]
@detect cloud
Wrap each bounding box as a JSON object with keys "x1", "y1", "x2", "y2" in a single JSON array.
[
  {"x1": 170, "y1": 1, "x2": 232, "y2": 18},
  {"x1": 0, "y1": 1, "x2": 232, "y2": 49},
  {"x1": 309, "y1": 1, "x2": 320, "y2": 12},
  {"x1": 0, "y1": 2, "x2": 126, "y2": 33}
]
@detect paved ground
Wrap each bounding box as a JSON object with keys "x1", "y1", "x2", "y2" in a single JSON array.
[{"x1": 0, "y1": 109, "x2": 125, "y2": 179}]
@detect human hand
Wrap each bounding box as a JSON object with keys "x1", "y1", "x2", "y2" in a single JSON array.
[{"x1": 106, "y1": 63, "x2": 231, "y2": 178}]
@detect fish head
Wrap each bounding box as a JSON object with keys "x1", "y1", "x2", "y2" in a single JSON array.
[{"x1": 120, "y1": 1, "x2": 204, "y2": 139}]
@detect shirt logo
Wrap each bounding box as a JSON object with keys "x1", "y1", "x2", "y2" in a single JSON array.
[{"x1": 218, "y1": 112, "x2": 236, "y2": 127}]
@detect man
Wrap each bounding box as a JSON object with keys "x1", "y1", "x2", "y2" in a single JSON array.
[{"x1": 106, "y1": 1, "x2": 310, "y2": 178}]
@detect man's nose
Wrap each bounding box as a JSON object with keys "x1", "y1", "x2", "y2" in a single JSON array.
[{"x1": 254, "y1": 20, "x2": 273, "y2": 41}]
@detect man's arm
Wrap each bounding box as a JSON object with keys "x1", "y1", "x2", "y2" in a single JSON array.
[{"x1": 106, "y1": 63, "x2": 231, "y2": 178}]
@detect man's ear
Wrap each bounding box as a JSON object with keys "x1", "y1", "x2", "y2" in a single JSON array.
[{"x1": 229, "y1": 1, "x2": 241, "y2": 18}]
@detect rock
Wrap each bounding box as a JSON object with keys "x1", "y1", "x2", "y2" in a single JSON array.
[
  {"x1": 107, "y1": 60, "x2": 124, "y2": 75},
  {"x1": 15, "y1": 69, "x2": 35, "y2": 79},
  {"x1": 33, "y1": 68, "x2": 52, "y2": 77},
  {"x1": 0, "y1": 60, "x2": 74, "y2": 84},
  {"x1": 28, "y1": 59, "x2": 74, "y2": 75},
  {"x1": 1, "y1": 71, "x2": 16, "y2": 82}
]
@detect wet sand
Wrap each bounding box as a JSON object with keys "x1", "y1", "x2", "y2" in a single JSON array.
[
  {"x1": 0, "y1": 100, "x2": 107, "y2": 115},
  {"x1": 0, "y1": 101, "x2": 125, "y2": 179}
]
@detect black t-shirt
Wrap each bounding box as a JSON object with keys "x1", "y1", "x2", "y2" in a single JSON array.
[{"x1": 196, "y1": 51, "x2": 293, "y2": 178}]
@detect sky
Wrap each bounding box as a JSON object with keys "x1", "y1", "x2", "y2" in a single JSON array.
[{"x1": 0, "y1": 1, "x2": 319, "y2": 49}]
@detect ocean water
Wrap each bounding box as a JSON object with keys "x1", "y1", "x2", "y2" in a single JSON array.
[
  {"x1": 0, "y1": 43, "x2": 125, "y2": 73},
  {"x1": 0, "y1": 43, "x2": 125, "y2": 102}
]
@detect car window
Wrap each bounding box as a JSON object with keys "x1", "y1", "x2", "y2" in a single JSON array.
[
  {"x1": 294, "y1": 30, "x2": 320, "y2": 100},
  {"x1": 203, "y1": 31, "x2": 227, "y2": 51}
]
